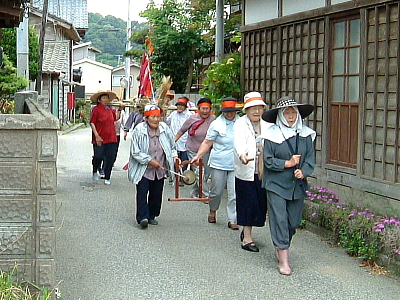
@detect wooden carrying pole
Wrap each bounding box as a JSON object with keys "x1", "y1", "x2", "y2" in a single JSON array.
[{"x1": 168, "y1": 159, "x2": 209, "y2": 202}]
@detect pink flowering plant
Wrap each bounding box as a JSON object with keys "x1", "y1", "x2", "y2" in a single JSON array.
[{"x1": 304, "y1": 186, "x2": 400, "y2": 262}]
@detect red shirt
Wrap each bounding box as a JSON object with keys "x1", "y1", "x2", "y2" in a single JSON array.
[{"x1": 90, "y1": 104, "x2": 117, "y2": 144}]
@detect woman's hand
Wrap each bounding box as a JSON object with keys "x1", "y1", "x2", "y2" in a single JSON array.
[
  {"x1": 190, "y1": 155, "x2": 201, "y2": 165},
  {"x1": 294, "y1": 168, "x2": 304, "y2": 179},
  {"x1": 174, "y1": 156, "x2": 181, "y2": 167},
  {"x1": 286, "y1": 154, "x2": 301, "y2": 168},
  {"x1": 149, "y1": 159, "x2": 162, "y2": 169},
  {"x1": 95, "y1": 136, "x2": 103, "y2": 146},
  {"x1": 239, "y1": 154, "x2": 254, "y2": 165}
]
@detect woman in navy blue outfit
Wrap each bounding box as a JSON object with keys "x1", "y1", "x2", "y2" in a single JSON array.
[{"x1": 261, "y1": 96, "x2": 316, "y2": 275}]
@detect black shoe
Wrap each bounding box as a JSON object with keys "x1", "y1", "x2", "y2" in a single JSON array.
[
  {"x1": 240, "y1": 230, "x2": 244, "y2": 242},
  {"x1": 140, "y1": 219, "x2": 148, "y2": 229},
  {"x1": 241, "y1": 242, "x2": 259, "y2": 252},
  {"x1": 148, "y1": 219, "x2": 158, "y2": 225}
]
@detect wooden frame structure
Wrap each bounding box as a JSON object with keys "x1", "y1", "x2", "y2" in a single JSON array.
[{"x1": 168, "y1": 159, "x2": 209, "y2": 202}]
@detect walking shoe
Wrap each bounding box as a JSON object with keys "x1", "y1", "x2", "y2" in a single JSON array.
[
  {"x1": 104, "y1": 179, "x2": 111, "y2": 185},
  {"x1": 92, "y1": 173, "x2": 100, "y2": 180},
  {"x1": 148, "y1": 219, "x2": 158, "y2": 225},
  {"x1": 140, "y1": 219, "x2": 148, "y2": 229}
]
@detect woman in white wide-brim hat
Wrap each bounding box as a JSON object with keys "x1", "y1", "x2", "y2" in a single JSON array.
[
  {"x1": 233, "y1": 92, "x2": 272, "y2": 252},
  {"x1": 261, "y1": 96, "x2": 316, "y2": 275}
]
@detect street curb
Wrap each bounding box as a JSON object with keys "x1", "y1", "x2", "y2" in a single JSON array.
[{"x1": 58, "y1": 122, "x2": 86, "y2": 135}]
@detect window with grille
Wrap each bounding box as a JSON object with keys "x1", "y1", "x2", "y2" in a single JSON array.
[{"x1": 328, "y1": 17, "x2": 360, "y2": 168}]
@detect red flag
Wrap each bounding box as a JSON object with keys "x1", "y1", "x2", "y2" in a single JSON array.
[{"x1": 138, "y1": 53, "x2": 153, "y2": 98}]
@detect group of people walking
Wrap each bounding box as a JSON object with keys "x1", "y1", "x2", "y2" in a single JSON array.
[{"x1": 90, "y1": 89, "x2": 316, "y2": 276}]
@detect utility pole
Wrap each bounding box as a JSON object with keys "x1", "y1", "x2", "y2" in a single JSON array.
[
  {"x1": 124, "y1": 0, "x2": 131, "y2": 100},
  {"x1": 17, "y1": 8, "x2": 29, "y2": 84},
  {"x1": 36, "y1": 0, "x2": 49, "y2": 94},
  {"x1": 215, "y1": 0, "x2": 224, "y2": 63}
]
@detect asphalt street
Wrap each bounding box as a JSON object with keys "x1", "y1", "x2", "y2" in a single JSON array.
[{"x1": 55, "y1": 126, "x2": 399, "y2": 300}]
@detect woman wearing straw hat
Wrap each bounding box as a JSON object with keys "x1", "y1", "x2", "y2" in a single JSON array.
[
  {"x1": 261, "y1": 96, "x2": 316, "y2": 275},
  {"x1": 128, "y1": 104, "x2": 179, "y2": 228},
  {"x1": 90, "y1": 90, "x2": 122, "y2": 185},
  {"x1": 233, "y1": 92, "x2": 272, "y2": 252},
  {"x1": 191, "y1": 97, "x2": 242, "y2": 229}
]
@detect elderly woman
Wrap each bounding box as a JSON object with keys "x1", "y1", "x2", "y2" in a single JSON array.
[
  {"x1": 261, "y1": 96, "x2": 315, "y2": 275},
  {"x1": 191, "y1": 97, "x2": 241, "y2": 229},
  {"x1": 128, "y1": 105, "x2": 179, "y2": 229},
  {"x1": 233, "y1": 92, "x2": 272, "y2": 252},
  {"x1": 175, "y1": 97, "x2": 216, "y2": 198}
]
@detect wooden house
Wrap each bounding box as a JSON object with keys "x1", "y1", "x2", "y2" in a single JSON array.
[
  {"x1": 29, "y1": 7, "x2": 81, "y2": 124},
  {"x1": 0, "y1": 0, "x2": 29, "y2": 28},
  {"x1": 241, "y1": 0, "x2": 400, "y2": 215}
]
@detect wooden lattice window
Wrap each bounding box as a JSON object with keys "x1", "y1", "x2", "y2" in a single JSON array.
[{"x1": 328, "y1": 17, "x2": 360, "y2": 168}]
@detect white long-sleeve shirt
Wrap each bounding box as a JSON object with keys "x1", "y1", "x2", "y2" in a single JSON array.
[{"x1": 166, "y1": 109, "x2": 192, "y2": 151}]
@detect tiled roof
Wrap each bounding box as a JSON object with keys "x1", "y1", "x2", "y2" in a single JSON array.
[
  {"x1": 31, "y1": 0, "x2": 88, "y2": 29},
  {"x1": 42, "y1": 41, "x2": 69, "y2": 74}
]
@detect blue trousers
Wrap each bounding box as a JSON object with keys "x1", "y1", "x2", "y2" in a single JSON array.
[{"x1": 136, "y1": 176, "x2": 164, "y2": 224}]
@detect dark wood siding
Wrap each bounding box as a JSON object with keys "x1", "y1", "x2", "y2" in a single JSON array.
[
  {"x1": 243, "y1": 19, "x2": 325, "y2": 166},
  {"x1": 241, "y1": 0, "x2": 400, "y2": 204},
  {"x1": 363, "y1": 2, "x2": 400, "y2": 183}
]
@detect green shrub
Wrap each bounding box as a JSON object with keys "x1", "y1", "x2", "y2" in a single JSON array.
[
  {"x1": 75, "y1": 98, "x2": 91, "y2": 125},
  {"x1": 200, "y1": 52, "x2": 241, "y2": 112},
  {"x1": 305, "y1": 186, "x2": 400, "y2": 261}
]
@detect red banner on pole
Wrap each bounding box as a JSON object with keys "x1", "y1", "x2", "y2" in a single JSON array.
[{"x1": 138, "y1": 53, "x2": 153, "y2": 98}]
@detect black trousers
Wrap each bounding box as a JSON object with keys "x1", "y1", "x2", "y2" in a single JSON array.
[
  {"x1": 136, "y1": 176, "x2": 164, "y2": 224},
  {"x1": 92, "y1": 142, "x2": 117, "y2": 180}
]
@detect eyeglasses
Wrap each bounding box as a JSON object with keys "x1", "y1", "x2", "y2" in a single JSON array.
[{"x1": 248, "y1": 106, "x2": 265, "y2": 112}]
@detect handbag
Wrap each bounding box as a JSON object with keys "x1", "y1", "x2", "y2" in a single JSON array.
[{"x1": 257, "y1": 148, "x2": 264, "y2": 180}]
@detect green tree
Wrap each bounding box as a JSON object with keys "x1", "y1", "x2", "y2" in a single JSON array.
[
  {"x1": 200, "y1": 51, "x2": 241, "y2": 109},
  {"x1": 0, "y1": 54, "x2": 29, "y2": 113},
  {"x1": 1, "y1": 27, "x2": 40, "y2": 81},
  {"x1": 140, "y1": 0, "x2": 213, "y2": 93}
]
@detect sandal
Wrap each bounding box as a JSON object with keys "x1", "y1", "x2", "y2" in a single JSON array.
[{"x1": 228, "y1": 222, "x2": 239, "y2": 230}]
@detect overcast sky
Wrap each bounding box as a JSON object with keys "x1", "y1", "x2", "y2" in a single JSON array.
[{"x1": 87, "y1": 0, "x2": 162, "y2": 22}]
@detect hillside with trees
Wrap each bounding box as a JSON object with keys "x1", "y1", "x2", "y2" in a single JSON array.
[{"x1": 82, "y1": 13, "x2": 147, "y2": 67}]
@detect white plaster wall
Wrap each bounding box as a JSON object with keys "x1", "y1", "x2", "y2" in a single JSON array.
[
  {"x1": 244, "y1": 0, "x2": 353, "y2": 25},
  {"x1": 73, "y1": 61, "x2": 112, "y2": 97},
  {"x1": 244, "y1": 0, "x2": 278, "y2": 25},
  {"x1": 282, "y1": 0, "x2": 325, "y2": 16},
  {"x1": 332, "y1": 0, "x2": 350, "y2": 4}
]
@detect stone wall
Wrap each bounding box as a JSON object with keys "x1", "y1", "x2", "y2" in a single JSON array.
[{"x1": 0, "y1": 95, "x2": 59, "y2": 288}]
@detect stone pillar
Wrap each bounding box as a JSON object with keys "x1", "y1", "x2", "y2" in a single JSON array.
[{"x1": 0, "y1": 98, "x2": 59, "y2": 288}]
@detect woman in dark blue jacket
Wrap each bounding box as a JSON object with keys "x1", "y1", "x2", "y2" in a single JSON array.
[{"x1": 261, "y1": 96, "x2": 316, "y2": 275}]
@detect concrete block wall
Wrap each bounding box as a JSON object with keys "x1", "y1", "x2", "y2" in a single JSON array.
[{"x1": 0, "y1": 95, "x2": 59, "y2": 288}]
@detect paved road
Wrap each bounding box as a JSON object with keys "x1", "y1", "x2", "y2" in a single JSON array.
[{"x1": 56, "y1": 127, "x2": 399, "y2": 300}]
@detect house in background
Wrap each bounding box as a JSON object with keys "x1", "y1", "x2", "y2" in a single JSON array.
[
  {"x1": 73, "y1": 41, "x2": 101, "y2": 61},
  {"x1": 111, "y1": 63, "x2": 140, "y2": 100},
  {"x1": 0, "y1": 0, "x2": 29, "y2": 28},
  {"x1": 73, "y1": 57, "x2": 113, "y2": 100},
  {"x1": 31, "y1": 0, "x2": 88, "y2": 38},
  {"x1": 241, "y1": 0, "x2": 400, "y2": 215},
  {"x1": 29, "y1": 6, "x2": 82, "y2": 124},
  {"x1": 29, "y1": 0, "x2": 88, "y2": 124}
]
